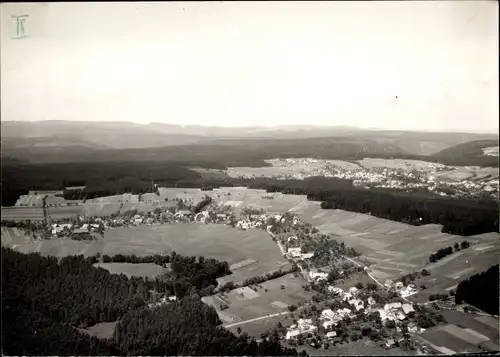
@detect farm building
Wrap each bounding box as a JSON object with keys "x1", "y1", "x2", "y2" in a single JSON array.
[{"x1": 285, "y1": 319, "x2": 317, "y2": 340}]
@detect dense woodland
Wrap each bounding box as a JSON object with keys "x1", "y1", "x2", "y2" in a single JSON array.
[
  {"x1": 235, "y1": 177, "x2": 498, "y2": 236},
  {"x1": 2, "y1": 248, "x2": 303, "y2": 356},
  {"x1": 454, "y1": 264, "x2": 499, "y2": 316}
]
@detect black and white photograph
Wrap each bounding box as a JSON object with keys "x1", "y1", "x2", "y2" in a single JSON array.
[{"x1": 1, "y1": 1, "x2": 499, "y2": 356}]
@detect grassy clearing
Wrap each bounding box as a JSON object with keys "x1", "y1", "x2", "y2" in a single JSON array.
[
  {"x1": 93, "y1": 262, "x2": 170, "y2": 279},
  {"x1": 78, "y1": 321, "x2": 117, "y2": 340}
]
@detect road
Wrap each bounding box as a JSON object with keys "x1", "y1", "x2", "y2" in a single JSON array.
[
  {"x1": 223, "y1": 311, "x2": 292, "y2": 328},
  {"x1": 341, "y1": 254, "x2": 385, "y2": 288}
]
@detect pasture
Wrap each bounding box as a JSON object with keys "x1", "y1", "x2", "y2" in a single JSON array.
[
  {"x1": 204, "y1": 273, "x2": 313, "y2": 327},
  {"x1": 408, "y1": 238, "x2": 500, "y2": 303},
  {"x1": 419, "y1": 311, "x2": 499, "y2": 355},
  {"x1": 93, "y1": 262, "x2": 170, "y2": 279}
]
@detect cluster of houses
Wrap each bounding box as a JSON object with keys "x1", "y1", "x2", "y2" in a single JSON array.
[
  {"x1": 284, "y1": 284, "x2": 423, "y2": 346},
  {"x1": 147, "y1": 295, "x2": 177, "y2": 309},
  {"x1": 377, "y1": 302, "x2": 416, "y2": 322},
  {"x1": 51, "y1": 222, "x2": 103, "y2": 235},
  {"x1": 287, "y1": 246, "x2": 315, "y2": 261},
  {"x1": 285, "y1": 318, "x2": 318, "y2": 340},
  {"x1": 230, "y1": 157, "x2": 499, "y2": 202},
  {"x1": 385, "y1": 280, "x2": 419, "y2": 298}
]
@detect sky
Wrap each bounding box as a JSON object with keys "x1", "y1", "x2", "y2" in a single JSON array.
[{"x1": 1, "y1": 1, "x2": 498, "y2": 133}]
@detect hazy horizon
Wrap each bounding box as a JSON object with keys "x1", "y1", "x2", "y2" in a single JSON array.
[{"x1": 1, "y1": 2, "x2": 498, "y2": 133}]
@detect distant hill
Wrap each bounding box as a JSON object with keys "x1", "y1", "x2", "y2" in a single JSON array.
[
  {"x1": 433, "y1": 139, "x2": 499, "y2": 158},
  {"x1": 1, "y1": 121, "x2": 498, "y2": 165},
  {"x1": 432, "y1": 139, "x2": 499, "y2": 166}
]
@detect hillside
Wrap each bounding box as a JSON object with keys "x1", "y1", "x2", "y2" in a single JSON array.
[
  {"x1": 1, "y1": 136, "x2": 408, "y2": 165},
  {"x1": 2, "y1": 121, "x2": 497, "y2": 155},
  {"x1": 432, "y1": 139, "x2": 499, "y2": 166}
]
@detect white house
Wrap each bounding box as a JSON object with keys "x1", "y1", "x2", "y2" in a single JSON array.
[
  {"x1": 288, "y1": 247, "x2": 302, "y2": 258},
  {"x1": 286, "y1": 330, "x2": 301, "y2": 340},
  {"x1": 286, "y1": 319, "x2": 317, "y2": 340},
  {"x1": 349, "y1": 287, "x2": 359, "y2": 295},
  {"x1": 402, "y1": 304, "x2": 414, "y2": 314},
  {"x1": 337, "y1": 308, "x2": 352, "y2": 318},
  {"x1": 323, "y1": 320, "x2": 335, "y2": 329},
  {"x1": 309, "y1": 271, "x2": 328, "y2": 281},
  {"x1": 400, "y1": 286, "x2": 418, "y2": 298},
  {"x1": 327, "y1": 286, "x2": 344, "y2": 296},
  {"x1": 300, "y1": 253, "x2": 315, "y2": 260},
  {"x1": 342, "y1": 292, "x2": 353, "y2": 301},
  {"x1": 384, "y1": 302, "x2": 402, "y2": 311},
  {"x1": 194, "y1": 211, "x2": 210, "y2": 223},
  {"x1": 367, "y1": 297, "x2": 376, "y2": 306},
  {"x1": 322, "y1": 309, "x2": 335, "y2": 320},
  {"x1": 326, "y1": 331, "x2": 337, "y2": 339},
  {"x1": 378, "y1": 309, "x2": 388, "y2": 321}
]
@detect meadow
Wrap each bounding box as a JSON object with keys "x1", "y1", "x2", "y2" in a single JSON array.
[
  {"x1": 93, "y1": 262, "x2": 170, "y2": 279},
  {"x1": 203, "y1": 273, "x2": 313, "y2": 326},
  {"x1": 78, "y1": 322, "x2": 118, "y2": 340},
  {"x1": 2, "y1": 223, "x2": 288, "y2": 284},
  {"x1": 418, "y1": 310, "x2": 499, "y2": 354},
  {"x1": 287, "y1": 196, "x2": 500, "y2": 296}
]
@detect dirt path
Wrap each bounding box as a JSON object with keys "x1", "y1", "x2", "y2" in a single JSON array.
[{"x1": 223, "y1": 311, "x2": 292, "y2": 328}]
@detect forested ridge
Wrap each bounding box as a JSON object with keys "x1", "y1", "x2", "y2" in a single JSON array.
[
  {"x1": 236, "y1": 177, "x2": 498, "y2": 236},
  {"x1": 2, "y1": 248, "x2": 302, "y2": 356},
  {"x1": 455, "y1": 265, "x2": 499, "y2": 316}
]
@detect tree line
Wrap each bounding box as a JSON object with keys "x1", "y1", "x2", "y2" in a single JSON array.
[
  {"x1": 2, "y1": 248, "x2": 304, "y2": 356},
  {"x1": 429, "y1": 241, "x2": 470, "y2": 263},
  {"x1": 455, "y1": 264, "x2": 499, "y2": 315}
]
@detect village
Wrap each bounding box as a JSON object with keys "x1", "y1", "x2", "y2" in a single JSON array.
[
  {"x1": 227, "y1": 157, "x2": 499, "y2": 202},
  {"x1": 3, "y1": 187, "x2": 497, "y2": 355}
]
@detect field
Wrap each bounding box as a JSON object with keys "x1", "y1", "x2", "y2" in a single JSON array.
[
  {"x1": 189, "y1": 167, "x2": 229, "y2": 180},
  {"x1": 1, "y1": 206, "x2": 83, "y2": 222},
  {"x1": 1, "y1": 227, "x2": 30, "y2": 246},
  {"x1": 288, "y1": 198, "x2": 500, "y2": 299},
  {"x1": 226, "y1": 166, "x2": 298, "y2": 179},
  {"x1": 2, "y1": 223, "x2": 288, "y2": 284},
  {"x1": 93, "y1": 262, "x2": 170, "y2": 279},
  {"x1": 203, "y1": 273, "x2": 313, "y2": 328},
  {"x1": 418, "y1": 310, "x2": 499, "y2": 354},
  {"x1": 78, "y1": 321, "x2": 117, "y2": 340},
  {"x1": 407, "y1": 238, "x2": 500, "y2": 303},
  {"x1": 287, "y1": 338, "x2": 411, "y2": 356},
  {"x1": 357, "y1": 158, "x2": 439, "y2": 171}
]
